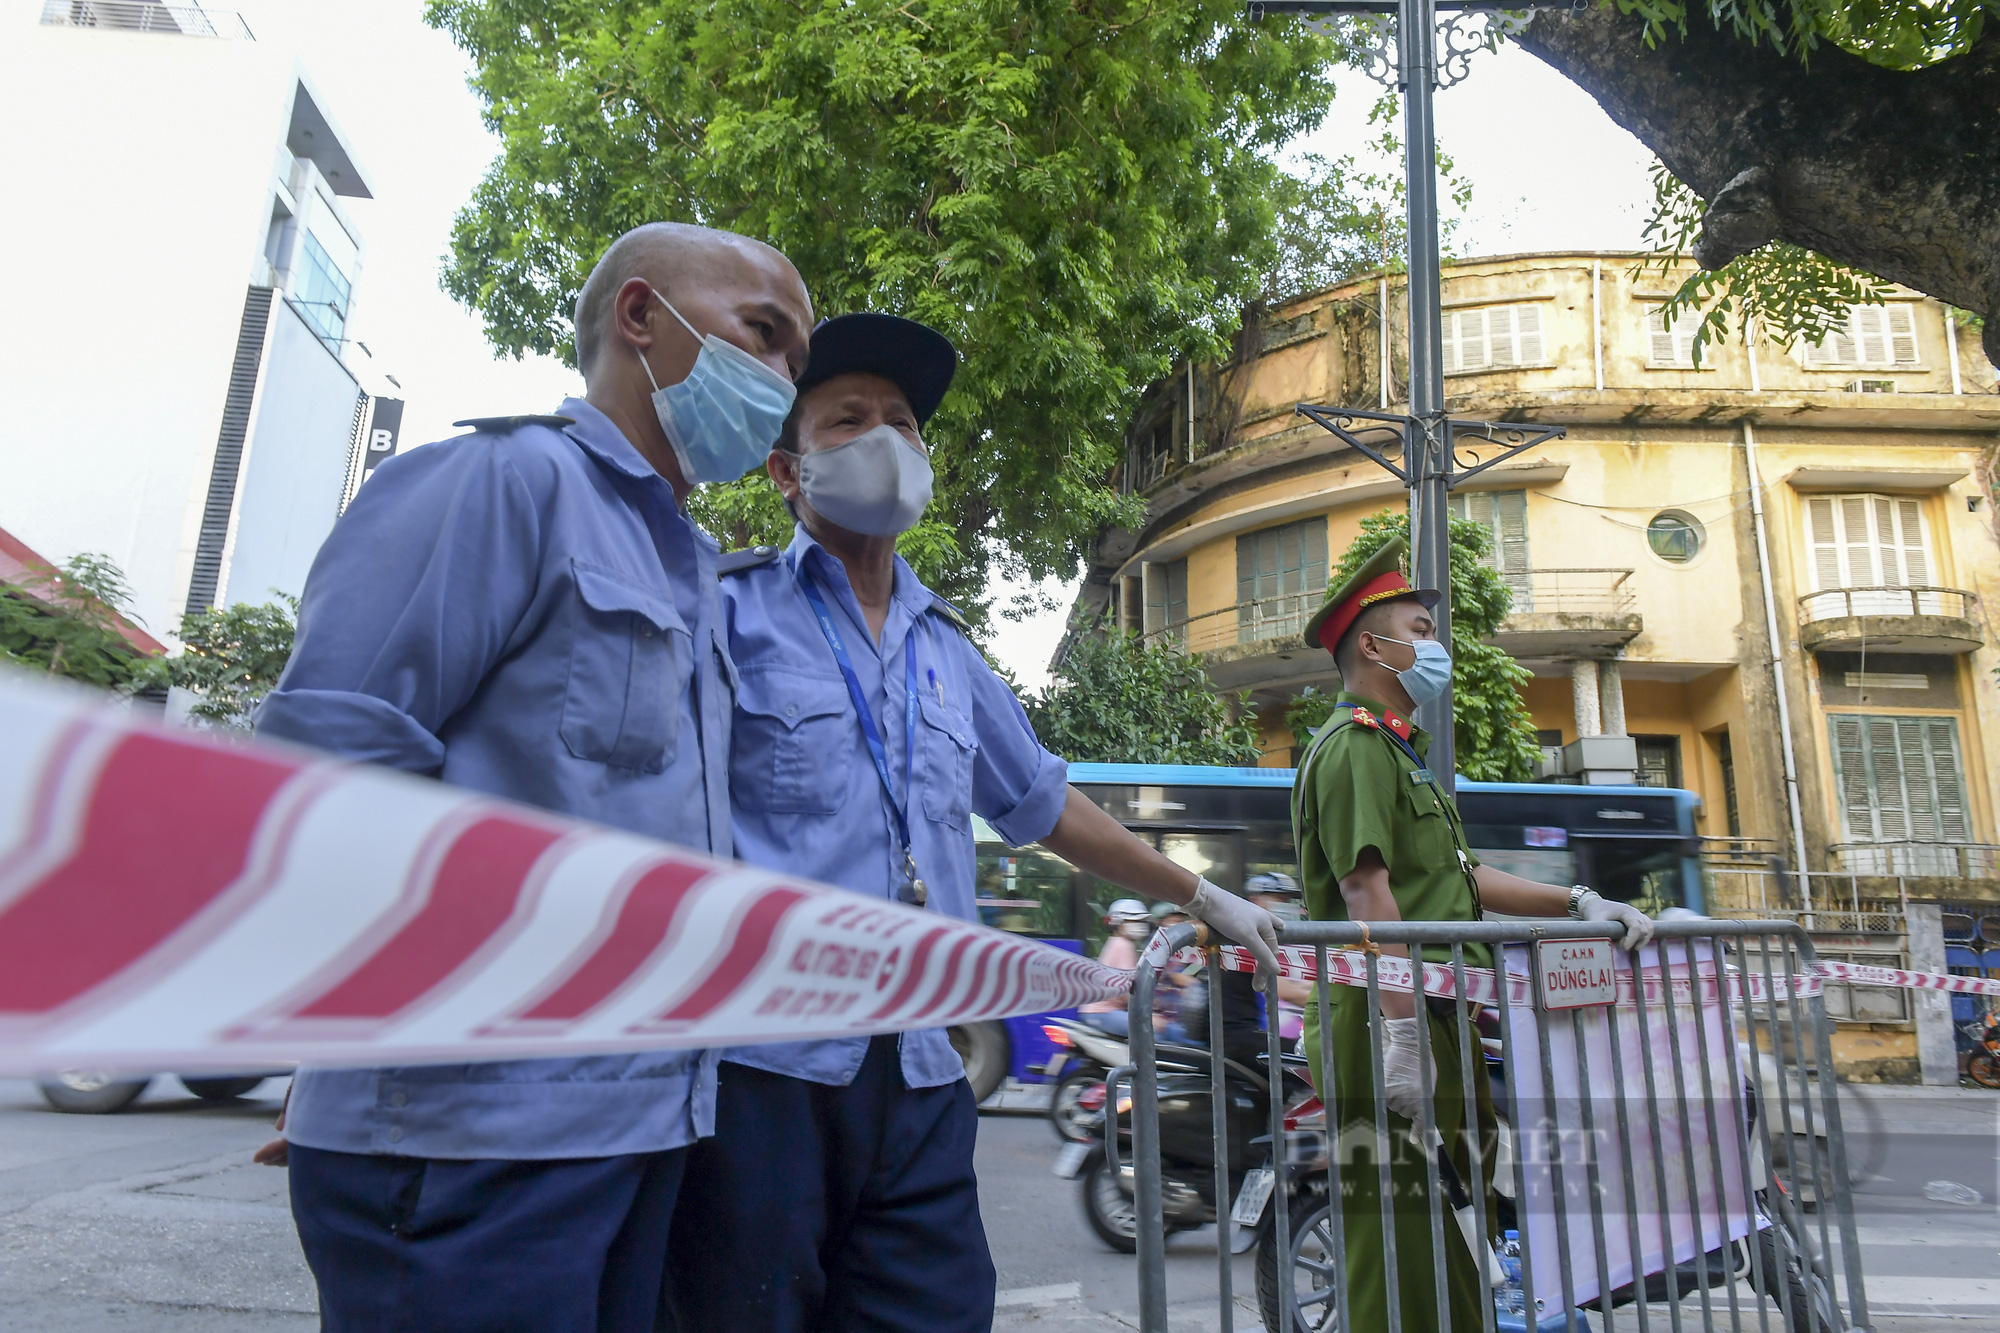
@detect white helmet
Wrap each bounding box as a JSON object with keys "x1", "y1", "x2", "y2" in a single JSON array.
[
  {"x1": 1245, "y1": 872, "x2": 1301, "y2": 899},
  {"x1": 1105, "y1": 898, "x2": 1150, "y2": 928}
]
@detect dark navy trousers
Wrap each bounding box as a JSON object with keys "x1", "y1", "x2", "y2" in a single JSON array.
[
  {"x1": 290, "y1": 1144, "x2": 686, "y2": 1332},
  {"x1": 661, "y1": 1035, "x2": 996, "y2": 1333}
]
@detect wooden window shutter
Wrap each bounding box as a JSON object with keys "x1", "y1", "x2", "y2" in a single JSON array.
[
  {"x1": 1515, "y1": 305, "x2": 1544, "y2": 364},
  {"x1": 1839, "y1": 495, "x2": 1875, "y2": 585},
  {"x1": 1924, "y1": 717, "x2": 1971, "y2": 841},
  {"x1": 1854, "y1": 306, "x2": 1890, "y2": 365},
  {"x1": 1496, "y1": 491, "x2": 1530, "y2": 574},
  {"x1": 1833, "y1": 309, "x2": 1860, "y2": 364},
  {"x1": 1302, "y1": 518, "x2": 1328, "y2": 592},
  {"x1": 1871, "y1": 495, "x2": 1904, "y2": 586},
  {"x1": 1867, "y1": 716, "x2": 1911, "y2": 840},
  {"x1": 1888, "y1": 305, "x2": 1919, "y2": 364},
  {"x1": 1459, "y1": 308, "x2": 1488, "y2": 370},
  {"x1": 1441, "y1": 310, "x2": 1461, "y2": 374},
  {"x1": 1897, "y1": 719, "x2": 1940, "y2": 841},
  {"x1": 1235, "y1": 531, "x2": 1260, "y2": 608},
  {"x1": 1648, "y1": 307, "x2": 1679, "y2": 364},
  {"x1": 1489, "y1": 307, "x2": 1517, "y2": 368},
  {"x1": 1808, "y1": 497, "x2": 1843, "y2": 591},
  {"x1": 1829, "y1": 715, "x2": 1874, "y2": 841},
  {"x1": 1895, "y1": 498, "x2": 1930, "y2": 586}
]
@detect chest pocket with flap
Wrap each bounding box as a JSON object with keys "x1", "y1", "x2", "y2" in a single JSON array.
[
  {"x1": 917, "y1": 688, "x2": 978, "y2": 826},
  {"x1": 731, "y1": 666, "x2": 850, "y2": 815},
  {"x1": 560, "y1": 561, "x2": 690, "y2": 773}
]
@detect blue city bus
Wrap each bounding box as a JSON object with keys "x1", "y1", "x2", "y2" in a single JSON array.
[{"x1": 952, "y1": 763, "x2": 1703, "y2": 1099}]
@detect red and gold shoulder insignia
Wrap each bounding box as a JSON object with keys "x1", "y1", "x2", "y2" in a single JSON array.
[{"x1": 1349, "y1": 706, "x2": 1380, "y2": 729}]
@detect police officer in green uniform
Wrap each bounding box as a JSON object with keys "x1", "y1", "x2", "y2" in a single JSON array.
[{"x1": 1292, "y1": 537, "x2": 1655, "y2": 1330}]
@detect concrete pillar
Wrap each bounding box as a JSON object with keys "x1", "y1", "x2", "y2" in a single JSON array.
[
  {"x1": 1570, "y1": 659, "x2": 1602, "y2": 738},
  {"x1": 1907, "y1": 903, "x2": 1958, "y2": 1086},
  {"x1": 1599, "y1": 659, "x2": 1627, "y2": 736}
]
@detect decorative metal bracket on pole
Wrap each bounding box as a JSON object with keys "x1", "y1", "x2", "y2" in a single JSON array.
[{"x1": 1248, "y1": 0, "x2": 1560, "y2": 791}]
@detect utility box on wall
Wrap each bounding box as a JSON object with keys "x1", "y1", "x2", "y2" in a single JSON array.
[{"x1": 1562, "y1": 735, "x2": 1638, "y2": 785}]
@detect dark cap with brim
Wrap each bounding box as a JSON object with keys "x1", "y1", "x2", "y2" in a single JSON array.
[
  {"x1": 1302, "y1": 536, "x2": 1441, "y2": 657},
  {"x1": 796, "y1": 313, "x2": 958, "y2": 425}
]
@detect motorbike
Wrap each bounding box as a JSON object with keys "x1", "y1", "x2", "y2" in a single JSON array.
[
  {"x1": 1036, "y1": 1017, "x2": 1128, "y2": 1144},
  {"x1": 1057, "y1": 1038, "x2": 1314, "y2": 1255}
]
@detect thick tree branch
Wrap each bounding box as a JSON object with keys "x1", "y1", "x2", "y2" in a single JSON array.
[{"x1": 1518, "y1": 5, "x2": 2000, "y2": 364}]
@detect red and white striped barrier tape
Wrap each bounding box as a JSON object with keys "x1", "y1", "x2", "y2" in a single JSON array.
[
  {"x1": 1177, "y1": 943, "x2": 1820, "y2": 1006},
  {"x1": 0, "y1": 675, "x2": 1129, "y2": 1076},
  {"x1": 1813, "y1": 956, "x2": 2000, "y2": 997},
  {"x1": 1180, "y1": 940, "x2": 2000, "y2": 1005}
]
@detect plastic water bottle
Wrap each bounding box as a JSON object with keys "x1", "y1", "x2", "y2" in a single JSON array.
[{"x1": 1496, "y1": 1231, "x2": 1526, "y2": 1317}]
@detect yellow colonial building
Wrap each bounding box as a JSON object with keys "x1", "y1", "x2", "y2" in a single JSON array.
[{"x1": 1073, "y1": 251, "x2": 2000, "y2": 908}]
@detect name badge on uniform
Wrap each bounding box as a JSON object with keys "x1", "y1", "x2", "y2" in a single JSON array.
[{"x1": 1408, "y1": 768, "x2": 1433, "y2": 785}]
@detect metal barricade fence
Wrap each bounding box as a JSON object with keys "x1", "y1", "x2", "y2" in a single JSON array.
[{"x1": 1123, "y1": 918, "x2": 1870, "y2": 1333}]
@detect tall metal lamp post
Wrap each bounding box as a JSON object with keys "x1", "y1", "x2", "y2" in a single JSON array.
[{"x1": 1248, "y1": 0, "x2": 1561, "y2": 791}]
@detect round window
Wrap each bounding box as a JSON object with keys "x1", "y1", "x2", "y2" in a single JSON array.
[{"x1": 1647, "y1": 511, "x2": 1703, "y2": 563}]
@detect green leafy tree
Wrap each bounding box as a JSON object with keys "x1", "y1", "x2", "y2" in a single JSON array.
[
  {"x1": 1286, "y1": 511, "x2": 1540, "y2": 782},
  {"x1": 139, "y1": 597, "x2": 299, "y2": 729},
  {"x1": 1026, "y1": 632, "x2": 1259, "y2": 766},
  {"x1": 1263, "y1": 124, "x2": 1472, "y2": 304},
  {"x1": 0, "y1": 553, "x2": 154, "y2": 690},
  {"x1": 428, "y1": 0, "x2": 1341, "y2": 612},
  {"x1": 1634, "y1": 164, "x2": 1900, "y2": 367},
  {"x1": 1507, "y1": 1, "x2": 2000, "y2": 369}
]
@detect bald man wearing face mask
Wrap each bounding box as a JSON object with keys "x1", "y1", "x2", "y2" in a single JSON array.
[
  {"x1": 661, "y1": 314, "x2": 1283, "y2": 1333},
  {"x1": 254, "y1": 222, "x2": 813, "y2": 1332}
]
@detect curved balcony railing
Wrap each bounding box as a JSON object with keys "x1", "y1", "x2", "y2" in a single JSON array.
[
  {"x1": 1829, "y1": 840, "x2": 2000, "y2": 878},
  {"x1": 1798, "y1": 584, "x2": 1978, "y2": 622},
  {"x1": 1139, "y1": 593, "x2": 1322, "y2": 655},
  {"x1": 1498, "y1": 568, "x2": 1637, "y2": 617}
]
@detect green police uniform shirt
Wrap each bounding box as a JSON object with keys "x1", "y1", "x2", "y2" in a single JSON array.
[{"x1": 1295, "y1": 690, "x2": 1487, "y2": 968}]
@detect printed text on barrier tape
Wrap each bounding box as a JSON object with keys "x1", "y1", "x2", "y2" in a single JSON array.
[
  {"x1": 1171, "y1": 944, "x2": 1826, "y2": 1006},
  {"x1": 1179, "y1": 941, "x2": 2000, "y2": 1003},
  {"x1": 0, "y1": 677, "x2": 1131, "y2": 1074}
]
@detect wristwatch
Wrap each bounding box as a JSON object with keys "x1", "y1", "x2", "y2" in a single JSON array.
[{"x1": 1566, "y1": 884, "x2": 1592, "y2": 919}]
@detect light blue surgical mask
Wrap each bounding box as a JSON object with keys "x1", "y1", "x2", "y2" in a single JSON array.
[
  {"x1": 1372, "y1": 634, "x2": 1452, "y2": 706},
  {"x1": 637, "y1": 288, "x2": 796, "y2": 484}
]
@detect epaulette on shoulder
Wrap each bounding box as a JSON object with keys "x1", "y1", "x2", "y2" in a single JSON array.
[
  {"x1": 451, "y1": 414, "x2": 577, "y2": 434},
  {"x1": 718, "y1": 545, "x2": 783, "y2": 576},
  {"x1": 1346, "y1": 705, "x2": 1381, "y2": 730},
  {"x1": 926, "y1": 594, "x2": 973, "y2": 636}
]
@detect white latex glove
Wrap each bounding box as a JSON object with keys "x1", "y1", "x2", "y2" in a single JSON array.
[
  {"x1": 1577, "y1": 889, "x2": 1655, "y2": 952},
  {"x1": 1380, "y1": 1016, "x2": 1432, "y2": 1121},
  {"x1": 1186, "y1": 875, "x2": 1281, "y2": 989}
]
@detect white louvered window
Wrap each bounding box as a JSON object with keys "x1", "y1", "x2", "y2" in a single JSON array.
[
  {"x1": 1646, "y1": 305, "x2": 1704, "y2": 367},
  {"x1": 1442, "y1": 304, "x2": 1545, "y2": 374},
  {"x1": 1803, "y1": 493, "x2": 1940, "y2": 615},
  {"x1": 1801, "y1": 305, "x2": 1920, "y2": 369},
  {"x1": 1829, "y1": 714, "x2": 1971, "y2": 873},
  {"x1": 1449, "y1": 489, "x2": 1531, "y2": 610}
]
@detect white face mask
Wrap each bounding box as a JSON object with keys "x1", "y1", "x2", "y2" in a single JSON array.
[{"x1": 792, "y1": 423, "x2": 934, "y2": 536}]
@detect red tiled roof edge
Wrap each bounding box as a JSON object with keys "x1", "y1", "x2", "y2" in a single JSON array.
[{"x1": 0, "y1": 526, "x2": 167, "y2": 656}]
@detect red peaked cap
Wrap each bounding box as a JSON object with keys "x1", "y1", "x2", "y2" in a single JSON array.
[{"x1": 1303, "y1": 536, "x2": 1441, "y2": 658}]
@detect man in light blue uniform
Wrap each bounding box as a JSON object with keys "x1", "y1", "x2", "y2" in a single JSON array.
[
  {"x1": 662, "y1": 314, "x2": 1286, "y2": 1332},
  {"x1": 254, "y1": 222, "x2": 813, "y2": 1333}
]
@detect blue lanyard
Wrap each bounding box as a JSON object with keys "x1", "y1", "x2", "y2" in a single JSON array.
[{"x1": 799, "y1": 570, "x2": 928, "y2": 907}]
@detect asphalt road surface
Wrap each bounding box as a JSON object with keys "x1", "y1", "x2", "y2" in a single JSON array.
[{"x1": 0, "y1": 1075, "x2": 1993, "y2": 1331}]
